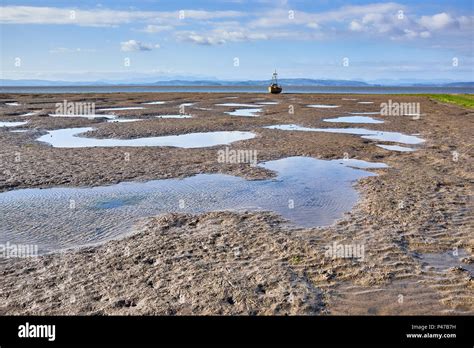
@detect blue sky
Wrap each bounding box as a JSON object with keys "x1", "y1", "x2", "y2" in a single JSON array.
[{"x1": 1, "y1": 0, "x2": 473, "y2": 82}]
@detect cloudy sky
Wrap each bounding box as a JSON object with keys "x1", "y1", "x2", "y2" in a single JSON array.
[{"x1": 1, "y1": 0, "x2": 473, "y2": 82}]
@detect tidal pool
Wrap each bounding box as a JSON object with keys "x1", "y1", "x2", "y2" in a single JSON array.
[
  {"x1": 264, "y1": 124, "x2": 425, "y2": 145},
  {"x1": 350, "y1": 112, "x2": 380, "y2": 115},
  {"x1": 330, "y1": 158, "x2": 388, "y2": 169},
  {"x1": 0, "y1": 156, "x2": 382, "y2": 253},
  {"x1": 0, "y1": 121, "x2": 28, "y2": 127},
  {"x1": 155, "y1": 115, "x2": 192, "y2": 119},
  {"x1": 20, "y1": 111, "x2": 40, "y2": 116},
  {"x1": 98, "y1": 107, "x2": 145, "y2": 111},
  {"x1": 142, "y1": 101, "x2": 166, "y2": 105},
  {"x1": 216, "y1": 103, "x2": 258, "y2": 107},
  {"x1": 224, "y1": 108, "x2": 262, "y2": 117},
  {"x1": 418, "y1": 249, "x2": 474, "y2": 275},
  {"x1": 36, "y1": 127, "x2": 256, "y2": 148},
  {"x1": 307, "y1": 104, "x2": 340, "y2": 108},
  {"x1": 323, "y1": 116, "x2": 384, "y2": 124},
  {"x1": 107, "y1": 118, "x2": 143, "y2": 123},
  {"x1": 49, "y1": 113, "x2": 117, "y2": 120},
  {"x1": 376, "y1": 144, "x2": 415, "y2": 152}
]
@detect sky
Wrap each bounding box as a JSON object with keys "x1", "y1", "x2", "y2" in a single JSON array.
[{"x1": 1, "y1": 0, "x2": 473, "y2": 82}]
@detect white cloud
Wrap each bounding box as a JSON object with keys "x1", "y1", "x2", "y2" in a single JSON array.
[
  {"x1": 243, "y1": 3, "x2": 472, "y2": 43},
  {"x1": 49, "y1": 47, "x2": 96, "y2": 53},
  {"x1": 120, "y1": 40, "x2": 156, "y2": 52},
  {"x1": 420, "y1": 31, "x2": 431, "y2": 38},
  {"x1": 402, "y1": 29, "x2": 417, "y2": 39},
  {"x1": 349, "y1": 20, "x2": 363, "y2": 32},
  {"x1": 248, "y1": 3, "x2": 402, "y2": 28},
  {"x1": 176, "y1": 32, "x2": 225, "y2": 45},
  {"x1": 0, "y1": 6, "x2": 244, "y2": 26},
  {"x1": 419, "y1": 12, "x2": 455, "y2": 30},
  {"x1": 177, "y1": 10, "x2": 243, "y2": 20},
  {"x1": 1, "y1": 4, "x2": 471, "y2": 47},
  {"x1": 176, "y1": 29, "x2": 270, "y2": 45},
  {"x1": 458, "y1": 15, "x2": 474, "y2": 30},
  {"x1": 141, "y1": 25, "x2": 174, "y2": 33}
]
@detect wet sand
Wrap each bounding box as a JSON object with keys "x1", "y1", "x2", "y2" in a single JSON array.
[{"x1": 0, "y1": 93, "x2": 472, "y2": 315}]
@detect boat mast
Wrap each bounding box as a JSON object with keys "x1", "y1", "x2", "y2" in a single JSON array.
[{"x1": 273, "y1": 70, "x2": 278, "y2": 85}]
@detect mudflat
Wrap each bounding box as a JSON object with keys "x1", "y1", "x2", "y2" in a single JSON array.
[{"x1": 0, "y1": 93, "x2": 472, "y2": 315}]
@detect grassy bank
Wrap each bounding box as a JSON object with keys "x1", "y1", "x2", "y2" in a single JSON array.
[{"x1": 426, "y1": 94, "x2": 474, "y2": 109}]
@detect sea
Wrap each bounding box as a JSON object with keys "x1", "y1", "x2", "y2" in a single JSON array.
[{"x1": 0, "y1": 86, "x2": 472, "y2": 94}]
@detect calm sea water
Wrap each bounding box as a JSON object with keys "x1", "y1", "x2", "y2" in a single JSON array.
[
  {"x1": 0, "y1": 86, "x2": 472, "y2": 94},
  {"x1": 0, "y1": 156, "x2": 380, "y2": 253}
]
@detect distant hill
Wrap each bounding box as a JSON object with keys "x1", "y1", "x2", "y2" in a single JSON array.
[
  {"x1": 443, "y1": 82, "x2": 474, "y2": 87},
  {"x1": 149, "y1": 79, "x2": 372, "y2": 86},
  {"x1": 0, "y1": 79, "x2": 111, "y2": 87},
  {"x1": 1, "y1": 78, "x2": 473, "y2": 88},
  {"x1": 0, "y1": 78, "x2": 370, "y2": 87}
]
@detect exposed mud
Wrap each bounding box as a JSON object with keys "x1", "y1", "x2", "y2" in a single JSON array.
[{"x1": 0, "y1": 93, "x2": 472, "y2": 315}]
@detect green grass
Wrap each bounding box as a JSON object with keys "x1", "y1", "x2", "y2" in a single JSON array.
[
  {"x1": 426, "y1": 94, "x2": 474, "y2": 109},
  {"x1": 289, "y1": 255, "x2": 303, "y2": 265}
]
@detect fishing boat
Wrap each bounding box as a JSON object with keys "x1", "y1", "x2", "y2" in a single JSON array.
[{"x1": 268, "y1": 70, "x2": 282, "y2": 94}]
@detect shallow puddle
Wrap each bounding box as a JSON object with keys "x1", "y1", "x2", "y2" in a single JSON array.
[
  {"x1": 0, "y1": 156, "x2": 382, "y2": 253},
  {"x1": 36, "y1": 127, "x2": 256, "y2": 148},
  {"x1": 224, "y1": 108, "x2": 262, "y2": 117},
  {"x1": 418, "y1": 249, "x2": 473, "y2": 275},
  {"x1": 258, "y1": 102, "x2": 279, "y2": 105},
  {"x1": 323, "y1": 116, "x2": 384, "y2": 124},
  {"x1": 350, "y1": 112, "x2": 380, "y2": 115},
  {"x1": 155, "y1": 115, "x2": 192, "y2": 119},
  {"x1": 49, "y1": 113, "x2": 116, "y2": 120},
  {"x1": 216, "y1": 103, "x2": 258, "y2": 107},
  {"x1": 327, "y1": 279, "x2": 452, "y2": 315},
  {"x1": 107, "y1": 118, "x2": 143, "y2": 123},
  {"x1": 330, "y1": 158, "x2": 388, "y2": 169},
  {"x1": 0, "y1": 121, "x2": 28, "y2": 127},
  {"x1": 376, "y1": 144, "x2": 415, "y2": 152},
  {"x1": 142, "y1": 101, "x2": 166, "y2": 105},
  {"x1": 20, "y1": 111, "x2": 40, "y2": 116},
  {"x1": 98, "y1": 107, "x2": 145, "y2": 111},
  {"x1": 357, "y1": 101, "x2": 374, "y2": 104},
  {"x1": 5, "y1": 102, "x2": 20, "y2": 106},
  {"x1": 264, "y1": 124, "x2": 425, "y2": 145},
  {"x1": 307, "y1": 104, "x2": 340, "y2": 108}
]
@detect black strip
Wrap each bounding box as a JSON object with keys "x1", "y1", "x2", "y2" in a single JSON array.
[{"x1": 0, "y1": 315, "x2": 472, "y2": 346}]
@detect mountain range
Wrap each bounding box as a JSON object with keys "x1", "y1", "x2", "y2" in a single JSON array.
[{"x1": 1, "y1": 78, "x2": 473, "y2": 87}]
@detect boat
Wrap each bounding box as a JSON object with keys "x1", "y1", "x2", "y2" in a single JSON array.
[{"x1": 268, "y1": 70, "x2": 282, "y2": 94}]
